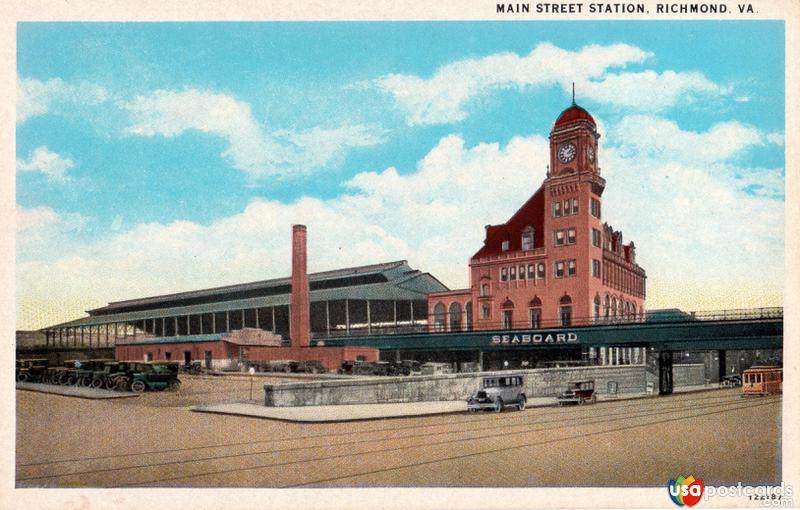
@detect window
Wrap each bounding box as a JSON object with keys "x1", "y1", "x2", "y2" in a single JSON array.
[
  {"x1": 502, "y1": 310, "x2": 513, "y2": 329},
  {"x1": 590, "y1": 197, "x2": 601, "y2": 218},
  {"x1": 553, "y1": 201, "x2": 562, "y2": 217},
  {"x1": 555, "y1": 261, "x2": 565, "y2": 278},
  {"x1": 559, "y1": 295, "x2": 573, "y2": 327},
  {"x1": 527, "y1": 264, "x2": 535, "y2": 279},
  {"x1": 572, "y1": 198, "x2": 578, "y2": 214},
  {"x1": 518, "y1": 265, "x2": 526, "y2": 280},
  {"x1": 501, "y1": 240, "x2": 509, "y2": 252},
  {"x1": 449, "y1": 302, "x2": 462, "y2": 332},
  {"x1": 465, "y1": 302, "x2": 473, "y2": 331},
  {"x1": 567, "y1": 259, "x2": 576, "y2": 277},
  {"x1": 529, "y1": 308, "x2": 541, "y2": 328},
  {"x1": 501, "y1": 267, "x2": 508, "y2": 281},
  {"x1": 563, "y1": 199, "x2": 571, "y2": 215},
  {"x1": 604, "y1": 295, "x2": 610, "y2": 320},
  {"x1": 593, "y1": 296, "x2": 601, "y2": 322},
  {"x1": 480, "y1": 283, "x2": 490, "y2": 297},
  {"x1": 555, "y1": 230, "x2": 565, "y2": 246},
  {"x1": 537, "y1": 263, "x2": 545, "y2": 279},
  {"x1": 592, "y1": 228, "x2": 601, "y2": 247},
  {"x1": 592, "y1": 259, "x2": 601, "y2": 278},
  {"x1": 510, "y1": 266, "x2": 517, "y2": 280},
  {"x1": 481, "y1": 303, "x2": 491, "y2": 320},
  {"x1": 521, "y1": 227, "x2": 535, "y2": 251},
  {"x1": 433, "y1": 303, "x2": 446, "y2": 331},
  {"x1": 567, "y1": 228, "x2": 576, "y2": 244}
]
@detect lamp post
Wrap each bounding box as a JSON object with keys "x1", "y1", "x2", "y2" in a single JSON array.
[{"x1": 249, "y1": 366, "x2": 255, "y2": 401}]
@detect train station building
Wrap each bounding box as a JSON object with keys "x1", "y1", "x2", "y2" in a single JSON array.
[{"x1": 428, "y1": 100, "x2": 647, "y2": 339}]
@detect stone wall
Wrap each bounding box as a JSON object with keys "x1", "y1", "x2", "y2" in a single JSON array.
[
  {"x1": 263, "y1": 364, "x2": 647, "y2": 407},
  {"x1": 673, "y1": 363, "x2": 707, "y2": 386}
]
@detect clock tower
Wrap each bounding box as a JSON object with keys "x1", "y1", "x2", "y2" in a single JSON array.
[{"x1": 548, "y1": 100, "x2": 601, "y2": 180}]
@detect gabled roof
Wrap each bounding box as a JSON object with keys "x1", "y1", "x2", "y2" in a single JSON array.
[
  {"x1": 472, "y1": 187, "x2": 545, "y2": 258},
  {"x1": 88, "y1": 260, "x2": 411, "y2": 316}
]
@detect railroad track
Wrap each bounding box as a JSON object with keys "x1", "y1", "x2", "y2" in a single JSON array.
[{"x1": 16, "y1": 391, "x2": 780, "y2": 488}]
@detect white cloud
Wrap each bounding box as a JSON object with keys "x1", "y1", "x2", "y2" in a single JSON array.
[
  {"x1": 16, "y1": 146, "x2": 75, "y2": 183},
  {"x1": 17, "y1": 120, "x2": 783, "y2": 326},
  {"x1": 17, "y1": 77, "x2": 108, "y2": 123},
  {"x1": 122, "y1": 88, "x2": 387, "y2": 179},
  {"x1": 608, "y1": 115, "x2": 769, "y2": 163},
  {"x1": 16, "y1": 206, "x2": 88, "y2": 265},
  {"x1": 767, "y1": 132, "x2": 785, "y2": 146},
  {"x1": 577, "y1": 70, "x2": 726, "y2": 112},
  {"x1": 16, "y1": 133, "x2": 549, "y2": 316},
  {"x1": 599, "y1": 118, "x2": 783, "y2": 310},
  {"x1": 369, "y1": 42, "x2": 726, "y2": 125}
]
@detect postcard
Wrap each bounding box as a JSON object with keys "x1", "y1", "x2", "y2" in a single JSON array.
[{"x1": 4, "y1": 0, "x2": 798, "y2": 508}]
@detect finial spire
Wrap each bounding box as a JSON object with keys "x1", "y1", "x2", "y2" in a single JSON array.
[{"x1": 572, "y1": 82, "x2": 576, "y2": 105}]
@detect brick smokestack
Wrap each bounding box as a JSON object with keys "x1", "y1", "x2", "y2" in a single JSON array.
[{"x1": 290, "y1": 224, "x2": 310, "y2": 348}]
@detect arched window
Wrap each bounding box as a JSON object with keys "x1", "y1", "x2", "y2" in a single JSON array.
[
  {"x1": 593, "y1": 295, "x2": 601, "y2": 323},
  {"x1": 528, "y1": 296, "x2": 542, "y2": 328},
  {"x1": 502, "y1": 299, "x2": 514, "y2": 329},
  {"x1": 611, "y1": 297, "x2": 617, "y2": 321},
  {"x1": 433, "y1": 303, "x2": 445, "y2": 332},
  {"x1": 521, "y1": 226, "x2": 535, "y2": 251},
  {"x1": 604, "y1": 295, "x2": 610, "y2": 321},
  {"x1": 631, "y1": 304, "x2": 637, "y2": 322},
  {"x1": 449, "y1": 302, "x2": 462, "y2": 332},
  {"x1": 559, "y1": 294, "x2": 572, "y2": 327},
  {"x1": 465, "y1": 302, "x2": 473, "y2": 331},
  {"x1": 480, "y1": 283, "x2": 490, "y2": 297}
]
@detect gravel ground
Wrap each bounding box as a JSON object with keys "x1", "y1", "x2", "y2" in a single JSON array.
[{"x1": 16, "y1": 383, "x2": 780, "y2": 488}]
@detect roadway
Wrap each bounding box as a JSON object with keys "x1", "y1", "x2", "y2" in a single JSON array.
[{"x1": 16, "y1": 376, "x2": 780, "y2": 488}]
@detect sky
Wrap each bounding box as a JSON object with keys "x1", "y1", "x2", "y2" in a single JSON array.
[{"x1": 15, "y1": 21, "x2": 785, "y2": 329}]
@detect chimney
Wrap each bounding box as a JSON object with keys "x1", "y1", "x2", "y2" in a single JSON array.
[{"x1": 290, "y1": 224, "x2": 311, "y2": 348}]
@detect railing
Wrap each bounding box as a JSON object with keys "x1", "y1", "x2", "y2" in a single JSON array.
[{"x1": 311, "y1": 307, "x2": 783, "y2": 339}]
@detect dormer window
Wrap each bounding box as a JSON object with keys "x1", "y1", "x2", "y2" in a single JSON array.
[
  {"x1": 521, "y1": 226, "x2": 535, "y2": 251},
  {"x1": 501, "y1": 240, "x2": 510, "y2": 252}
]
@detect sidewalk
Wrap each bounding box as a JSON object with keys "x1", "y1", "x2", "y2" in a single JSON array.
[
  {"x1": 16, "y1": 382, "x2": 139, "y2": 399},
  {"x1": 190, "y1": 390, "x2": 661, "y2": 423}
]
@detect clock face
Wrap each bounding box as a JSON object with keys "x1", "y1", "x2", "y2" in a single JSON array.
[
  {"x1": 587, "y1": 145, "x2": 595, "y2": 162},
  {"x1": 558, "y1": 143, "x2": 576, "y2": 163}
]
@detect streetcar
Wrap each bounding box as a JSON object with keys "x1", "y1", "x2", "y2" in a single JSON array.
[{"x1": 742, "y1": 366, "x2": 782, "y2": 396}]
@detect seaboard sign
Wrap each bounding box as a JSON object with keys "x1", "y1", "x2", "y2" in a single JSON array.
[{"x1": 490, "y1": 332, "x2": 578, "y2": 345}]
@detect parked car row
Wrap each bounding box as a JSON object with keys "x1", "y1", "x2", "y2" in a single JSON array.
[
  {"x1": 16, "y1": 358, "x2": 181, "y2": 393},
  {"x1": 242, "y1": 359, "x2": 327, "y2": 374},
  {"x1": 337, "y1": 359, "x2": 423, "y2": 376}
]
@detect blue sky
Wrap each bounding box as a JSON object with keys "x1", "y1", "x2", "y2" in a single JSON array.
[{"x1": 16, "y1": 21, "x2": 785, "y2": 328}]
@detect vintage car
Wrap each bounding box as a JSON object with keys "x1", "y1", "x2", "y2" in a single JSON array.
[
  {"x1": 420, "y1": 362, "x2": 453, "y2": 376},
  {"x1": 467, "y1": 374, "x2": 527, "y2": 412},
  {"x1": 557, "y1": 380, "x2": 597, "y2": 405},
  {"x1": 289, "y1": 360, "x2": 326, "y2": 374},
  {"x1": 392, "y1": 359, "x2": 421, "y2": 376},
  {"x1": 111, "y1": 361, "x2": 181, "y2": 392},
  {"x1": 720, "y1": 374, "x2": 743, "y2": 387},
  {"x1": 16, "y1": 359, "x2": 49, "y2": 383}
]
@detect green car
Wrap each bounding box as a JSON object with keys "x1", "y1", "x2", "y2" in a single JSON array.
[{"x1": 112, "y1": 361, "x2": 181, "y2": 392}]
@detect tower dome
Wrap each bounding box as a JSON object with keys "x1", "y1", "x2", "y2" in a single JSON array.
[{"x1": 553, "y1": 103, "x2": 595, "y2": 129}]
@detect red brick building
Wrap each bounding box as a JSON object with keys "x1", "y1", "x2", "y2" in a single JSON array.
[{"x1": 429, "y1": 102, "x2": 646, "y2": 332}]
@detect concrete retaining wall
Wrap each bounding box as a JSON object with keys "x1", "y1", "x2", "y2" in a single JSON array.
[
  {"x1": 263, "y1": 364, "x2": 647, "y2": 407},
  {"x1": 673, "y1": 363, "x2": 707, "y2": 386}
]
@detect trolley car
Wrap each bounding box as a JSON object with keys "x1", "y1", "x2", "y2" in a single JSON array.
[{"x1": 742, "y1": 366, "x2": 782, "y2": 396}]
